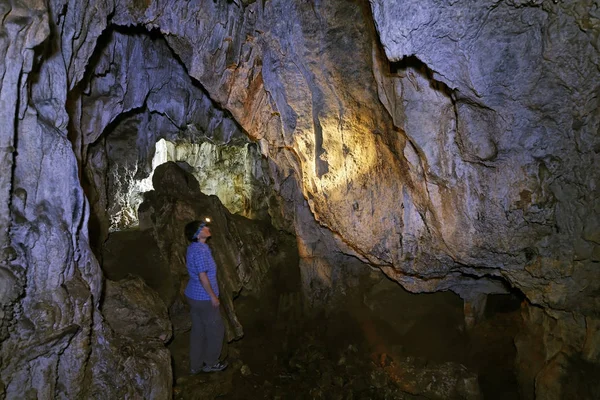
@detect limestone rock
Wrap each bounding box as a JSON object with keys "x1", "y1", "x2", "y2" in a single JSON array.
[
  {"x1": 370, "y1": 0, "x2": 600, "y2": 309},
  {"x1": 371, "y1": 1, "x2": 600, "y2": 393},
  {"x1": 138, "y1": 161, "x2": 286, "y2": 341},
  {"x1": 0, "y1": 2, "x2": 170, "y2": 397},
  {"x1": 85, "y1": 327, "x2": 172, "y2": 399},
  {"x1": 102, "y1": 276, "x2": 172, "y2": 342},
  {"x1": 515, "y1": 303, "x2": 600, "y2": 399},
  {"x1": 384, "y1": 356, "x2": 482, "y2": 400},
  {"x1": 0, "y1": 1, "x2": 49, "y2": 255}
]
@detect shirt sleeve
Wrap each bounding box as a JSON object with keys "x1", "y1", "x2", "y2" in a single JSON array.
[{"x1": 197, "y1": 247, "x2": 211, "y2": 273}]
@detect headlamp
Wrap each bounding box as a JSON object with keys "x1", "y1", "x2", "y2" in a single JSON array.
[{"x1": 194, "y1": 217, "x2": 211, "y2": 238}]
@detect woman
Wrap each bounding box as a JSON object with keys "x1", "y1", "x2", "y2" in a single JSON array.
[{"x1": 184, "y1": 219, "x2": 227, "y2": 374}]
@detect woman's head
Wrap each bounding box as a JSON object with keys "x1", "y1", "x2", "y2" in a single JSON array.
[
  {"x1": 185, "y1": 220, "x2": 202, "y2": 242},
  {"x1": 184, "y1": 219, "x2": 212, "y2": 242}
]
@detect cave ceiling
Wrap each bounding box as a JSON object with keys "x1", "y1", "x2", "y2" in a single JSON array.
[{"x1": 6, "y1": 0, "x2": 600, "y2": 311}]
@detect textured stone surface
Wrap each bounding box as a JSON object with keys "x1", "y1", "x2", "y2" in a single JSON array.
[
  {"x1": 515, "y1": 303, "x2": 600, "y2": 399},
  {"x1": 385, "y1": 356, "x2": 482, "y2": 399},
  {"x1": 78, "y1": 29, "x2": 270, "y2": 241},
  {"x1": 138, "y1": 161, "x2": 285, "y2": 341},
  {"x1": 370, "y1": 0, "x2": 600, "y2": 312},
  {"x1": 370, "y1": 1, "x2": 600, "y2": 395},
  {"x1": 0, "y1": 1, "x2": 170, "y2": 398},
  {"x1": 0, "y1": 2, "x2": 100, "y2": 392},
  {"x1": 84, "y1": 327, "x2": 172, "y2": 399},
  {"x1": 0, "y1": 2, "x2": 48, "y2": 256},
  {"x1": 102, "y1": 276, "x2": 172, "y2": 342},
  {"x1": 164, "y1": 140, "x2": 270, "y2": 220}
]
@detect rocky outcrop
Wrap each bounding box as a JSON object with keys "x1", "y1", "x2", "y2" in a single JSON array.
[
  {"x1": 83, "y1": 326, "x2": 172, "y2": 399},
  {"x1": 138, "y1": 161, "x2": 287, "y2": 341},
  {"x1": 78, "y1": 29, "x2": 271, "y2": 244},
  {"x1": 0, "y1": 2, "x2": 172, "y2": 398},
  {"x1": 515, "y1": 303, "x2": 600, "y2": 399},
  {"x1": 102, "y1": 277, "x2": 172, "y2": 342},
  {"x1": 385, "y1": 357, "x2": 482, "y2": 399},
  {"x1": 99, "y1": 277, "x2": 173, "y2": 398}
]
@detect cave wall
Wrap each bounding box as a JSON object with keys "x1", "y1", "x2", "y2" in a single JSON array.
[
  {"x1": 1, "y1": 2, "x2": 171, "y2": 398},
  {"x1": 1, "y1": 0, "x2": 599, "y2": 398},
  {"x1": 77, "y1": 28, "x2": 271, "y2": 249},
  {"x1": 372, "y1": 0, "x2": 600, "y2": 317},
  {"x1": 370, "y1": 2, "x2": 600, "y2": 395}
]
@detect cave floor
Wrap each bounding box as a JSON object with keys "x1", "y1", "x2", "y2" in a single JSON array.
[{"x1": 170, "y1": 290, "x2": 522, "y2": 400}]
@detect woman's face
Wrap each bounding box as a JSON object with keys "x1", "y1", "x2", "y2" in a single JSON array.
[{"x1": 197, "y1": 225, "x2": 211, "y2": 240}]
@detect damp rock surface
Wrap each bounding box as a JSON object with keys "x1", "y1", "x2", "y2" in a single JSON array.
[{"x1": 102, "y1": 276, "x2": 173, "y2": 342}]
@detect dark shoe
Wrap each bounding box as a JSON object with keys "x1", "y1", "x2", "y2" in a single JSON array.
[{"x1": 202, "y1": 361, "x2": 228, "y2": 372}]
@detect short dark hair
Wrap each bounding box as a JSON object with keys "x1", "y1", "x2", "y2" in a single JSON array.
[{"x1": 184, "y1": 220, "x2": 202, "y2": 242}]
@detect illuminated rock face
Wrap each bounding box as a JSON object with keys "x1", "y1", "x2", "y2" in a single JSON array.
[
  {"x1": 371, "y1": 0, "x2": 600, "y2": 312},
  {"x1": 1, "y1": 0, "x2": 599, "y2": 398},
  {"x1": 79, "y1": 29, "x2": 270, "y2": 247},
  {"x1": 370, "y1": 2, "x2": 600, "y2": 395}
]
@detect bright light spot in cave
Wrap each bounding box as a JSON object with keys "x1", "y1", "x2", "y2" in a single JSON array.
[
  {"x1": 308, "y1": 117, "x2": 378, "y2": 194},
  {"x1": 110, "y1": 139, "x2": 174, "y2": 231},
  {"x1": 136, "y1": 138, "x2": 174, "y2": 194},
  {"x1": 110, "y1": 138, "x2": 264, "y2": 231}
]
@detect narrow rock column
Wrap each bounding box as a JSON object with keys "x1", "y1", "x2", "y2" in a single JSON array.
[
  {"x1": 463, "y1": 293, "x2": 488, "y2": 330},
  {"x1": 0, "y1": 3, "x2": 48, "y2": 254}
]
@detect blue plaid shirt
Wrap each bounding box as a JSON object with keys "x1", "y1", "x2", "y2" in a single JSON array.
[{"x1": 184, "y1": 242, "x2": 219, "y2": 300}]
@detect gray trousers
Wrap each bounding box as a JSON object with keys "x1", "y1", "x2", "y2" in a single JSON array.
[{"x1": 186, "y1": 296, "x2": 224, "y2": 371}]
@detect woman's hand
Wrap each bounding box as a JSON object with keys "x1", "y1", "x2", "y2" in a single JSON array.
[{"x1": 199, "y1": 272, "x2": 220, "y2": 308}]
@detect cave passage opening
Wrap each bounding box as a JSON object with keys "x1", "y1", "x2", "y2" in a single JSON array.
[{"x1": 73, "y1": 24, "x2": 526, "y2": 400}]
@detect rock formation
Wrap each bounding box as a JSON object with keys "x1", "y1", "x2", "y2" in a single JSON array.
[
  {"x1": 1, "y1": 0, "x2": 598, "y2": 398},
  {"x1": 135, "y1": 161, "x2": 288, "y2": 341}
]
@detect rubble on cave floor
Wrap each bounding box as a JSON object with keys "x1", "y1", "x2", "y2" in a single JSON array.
[{"x1": 171, "y1": 290, "x2": 522, "y2": 400}]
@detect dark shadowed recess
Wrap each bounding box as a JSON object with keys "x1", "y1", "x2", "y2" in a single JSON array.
[
  {"x1": 390, "y1": 55, "x2": 454, "y2": 98},
  {"x1": 220, "y1": 278, "x2": 525, "y2": 400},
  {"x1": 74, "y1": 23, "x2": 254, "y2": 256}
]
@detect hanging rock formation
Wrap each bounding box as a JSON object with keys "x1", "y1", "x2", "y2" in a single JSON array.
[{"x1": 1, "y1": 0, "x2": 599, "y2": 398}]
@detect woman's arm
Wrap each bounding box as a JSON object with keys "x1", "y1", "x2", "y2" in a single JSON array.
[{"x1": 199, "y1": 272, "x2": 220, "y2": 307}]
